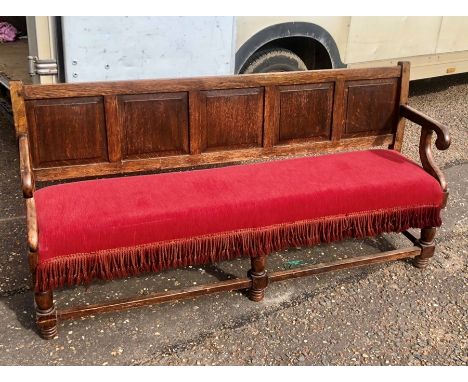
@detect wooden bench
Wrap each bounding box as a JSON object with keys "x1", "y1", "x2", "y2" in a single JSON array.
[{"x1": 10, "y1": 61, "x2": 451, "y2": 339}]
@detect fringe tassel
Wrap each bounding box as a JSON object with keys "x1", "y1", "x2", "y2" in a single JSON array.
[{"x1": 35, "y1": 205, "x2": 441, "y2": 291}]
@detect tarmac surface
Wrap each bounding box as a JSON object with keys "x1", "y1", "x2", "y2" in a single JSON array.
[
  {"x1": 0, "y1": 73, "x2": 466, "y2": 365},
  {"x1": 0, "y1": 39, "x2": 31, "y2": 84}
]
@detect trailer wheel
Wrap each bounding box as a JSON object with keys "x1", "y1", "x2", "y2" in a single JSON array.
[{"x1": 240, "y1": 48, "x2": 307, "y2": 74}]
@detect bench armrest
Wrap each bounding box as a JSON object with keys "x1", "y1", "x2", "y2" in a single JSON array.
[
  {"x1": 400, "y1": 104, "x2": 451, "y2": 192},
  {"x1": 400, "y1": 105, "x2": 451, "y2": 150},
  {"x1": 19, "y1": 134, "x2": 35, "y2": 198}
]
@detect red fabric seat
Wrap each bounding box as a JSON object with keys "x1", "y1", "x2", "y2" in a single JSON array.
[{"x1": 34, "y1": 149, "x2": 443, "y2": 290}]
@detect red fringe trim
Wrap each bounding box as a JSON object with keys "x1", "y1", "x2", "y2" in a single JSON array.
[{"x1": 35, "y1": 205, "x2": 441, "y2": 291}]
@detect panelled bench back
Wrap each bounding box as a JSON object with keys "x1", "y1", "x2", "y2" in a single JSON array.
[{"x1": 16, "y1": 65, "x2": 406, "y2": 181}]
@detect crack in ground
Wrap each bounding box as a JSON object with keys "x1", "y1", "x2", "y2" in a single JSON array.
[
  {"x1": 0, "y1": 216, "x2": 25, "y2": 223},
  {"x1": 442, "y1": 159, "x2": 468, "y2": 169}
]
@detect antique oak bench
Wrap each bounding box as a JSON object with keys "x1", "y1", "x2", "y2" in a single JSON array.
[{"x1": 10, "y1": 62, "x2": 451, "y2": 339}]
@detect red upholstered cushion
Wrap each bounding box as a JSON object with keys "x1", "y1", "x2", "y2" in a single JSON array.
[{"x1": 35, "y1": 149, "x2": 443, "y2": 265}]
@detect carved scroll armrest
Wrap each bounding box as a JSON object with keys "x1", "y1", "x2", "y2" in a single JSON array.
[
  {"x1": 400, "y1": 104, "x2": 451, "y2": 192},
  {"x1": 19, "y1": 134, "x2": 35, "y2": 198}
]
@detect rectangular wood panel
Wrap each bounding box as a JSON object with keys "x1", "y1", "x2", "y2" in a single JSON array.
[
  {"x1": 276, "y1": 83, "x2": 334, "y2": 145},
  {"x1": 199, "y1": 88, "x2": 264, "y2": 152},
  {"x1": 119, "y1": 92, "x2": 189, "y2": 159},
  {"x1": 343, "y1": 78, "x2": 399, "y2": 138},
  {"x1": 26, "y1": 97, "x2": 107, "y2": 168}
]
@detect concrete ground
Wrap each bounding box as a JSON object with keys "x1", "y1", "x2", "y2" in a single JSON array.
[
  {"x1": 0, "y1": 39, "x2": 31, "y2": 84},
  {"x1": 0, "y1": 74, "x2": 466, "y2": 366}
]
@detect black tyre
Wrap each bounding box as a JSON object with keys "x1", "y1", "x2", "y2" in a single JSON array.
[{"x1": 240, "y1": 48, "x2": 307, "y2": 74}]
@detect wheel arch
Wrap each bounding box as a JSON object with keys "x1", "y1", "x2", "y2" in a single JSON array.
[{"x1": 235, "y1": 22, "x2": 346, "y2": 73}]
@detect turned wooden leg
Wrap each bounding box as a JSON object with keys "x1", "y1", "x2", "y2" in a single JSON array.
[
  {"x1": 248, "y1": 256, "x2": 268, "y2": 302},
  {"x1": 413, "y1": 227, "x2": 436, "y2": 269},
  {"x1": 35, "y1": 290, "x2": 57, "y2": 339}
]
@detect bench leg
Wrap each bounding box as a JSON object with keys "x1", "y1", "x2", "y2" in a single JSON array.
[
  {"x1": 248, "y1": 255, "x2": 269, "y2": 302},
  {"x1": 35, "y1": 290, "x2": 57, "y2": 339},
  {"x1": 413, "y1": 227, "x2": 436, "y2": 269}
]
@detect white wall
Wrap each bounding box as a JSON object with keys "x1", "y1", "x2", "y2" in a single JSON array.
[{"x1": 62, "y1": 16, "x2": 235, "y2": 82}]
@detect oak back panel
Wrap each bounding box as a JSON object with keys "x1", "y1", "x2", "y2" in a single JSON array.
[{"x1": 15, "y1": 63, "x2": 409, "y2": 181}]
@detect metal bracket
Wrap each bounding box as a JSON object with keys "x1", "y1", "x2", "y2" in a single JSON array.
[{"x1": 28, "y1": 56, "x2": 58, "y2": 77}]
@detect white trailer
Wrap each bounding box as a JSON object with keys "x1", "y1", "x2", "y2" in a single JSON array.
[{"x1": 25, "y1": 16, "x2": 468, "y2": 84}]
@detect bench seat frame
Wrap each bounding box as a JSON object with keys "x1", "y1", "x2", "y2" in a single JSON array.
[{"x1": 10, "y1": 62, "x2": 450, "y2": 339}]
